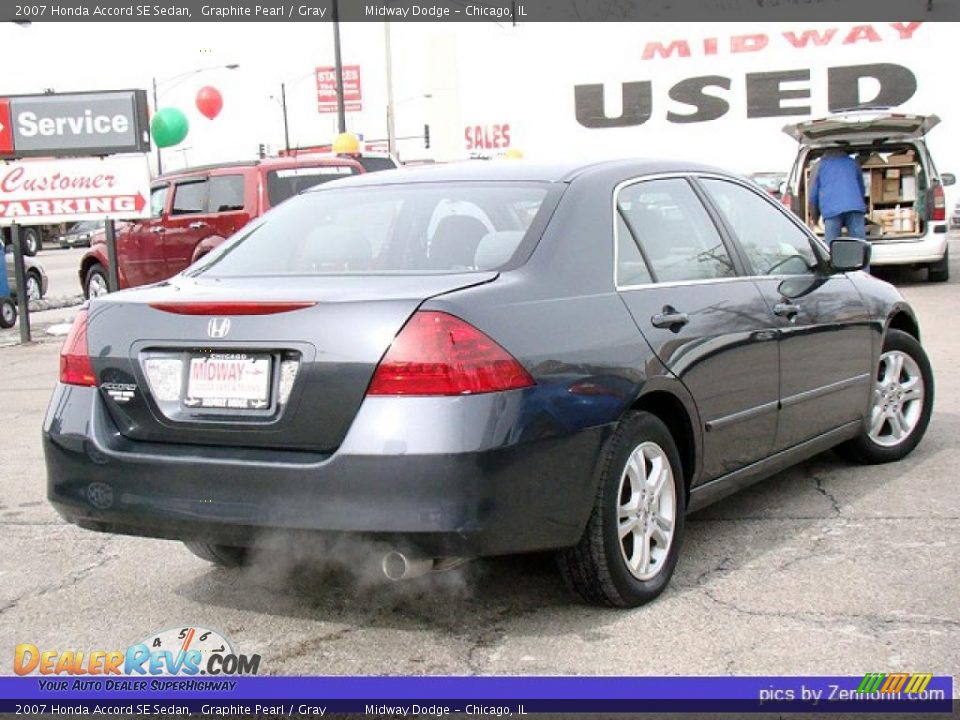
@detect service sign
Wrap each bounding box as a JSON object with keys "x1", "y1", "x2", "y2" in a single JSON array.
[
  {"x1": 0, "y1": 155, "x2": 150, "y2": 226},
  {"x1": 0, "y1": 90, "x2": 151, "y2": 159}
]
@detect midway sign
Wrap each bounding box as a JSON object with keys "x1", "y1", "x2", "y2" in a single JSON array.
[
  {"x1": 0, "y1": 90, "x2": 150, "y2": 159},
  {"x1": 0, "y1": 155, "x2": 151, "y2": 225}
]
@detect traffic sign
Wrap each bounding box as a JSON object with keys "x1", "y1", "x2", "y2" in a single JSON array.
[
  {"x1": 0, "y1": 90, "x2": 150, "y2": 159},
  {"x1": 0, "y1": 99, "x2": 12, "y2": 155},
  {"x1": 0, "y1": 155, "x2": 151, "y2": 226}
]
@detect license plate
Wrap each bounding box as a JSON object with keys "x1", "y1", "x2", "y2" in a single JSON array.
[{"x1": 184, "y1": 353, "x2": 271, "y2": 410}]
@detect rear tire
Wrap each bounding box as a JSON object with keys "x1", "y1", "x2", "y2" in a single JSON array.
[
  {"x1": 0, "y1": 299, "x2": 16, "y2": 329},
  {"x1": 928, "y1": 248, "x2": 949, "y2": 282},
  {"x1": 183, "y1": 542, "x2": 248, "y2": 568},
  {"x1": 557, "y1": 411, "x2": 685, "y2": 607},
  {"x1": 836, "y1": 329, "x2": 933, "y2": 464},
  {"x1": 21, "y1": 228, "x2": 40, "y2": 257},
  {"x1": 83, "y1": 263, "x2": 109, "y2": 299}
]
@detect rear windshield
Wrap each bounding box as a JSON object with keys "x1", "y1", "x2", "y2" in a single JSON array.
[
  {"x1": 357, "y1": 156, "x2": 399, "y2": 173},
  {"x1": 265, "y1": 165, "x2": 360, "y2": 206},
  {"x1": 192, "y1": 182, "x2": 553, "y2": 277}
]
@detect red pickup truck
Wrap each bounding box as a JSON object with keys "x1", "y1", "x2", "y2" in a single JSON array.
[{"x1": 80, "y1": 155, "x2": 363, "y2": 298}]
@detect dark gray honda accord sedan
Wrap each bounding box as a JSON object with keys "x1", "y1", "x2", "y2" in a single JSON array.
[{"x1": 44, "y1": 160, "x2": 933, "y2": 607}]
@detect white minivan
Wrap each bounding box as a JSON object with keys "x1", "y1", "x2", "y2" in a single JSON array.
[{"x1": 782, "y1": 112, "x2": 954, "y2": 282}]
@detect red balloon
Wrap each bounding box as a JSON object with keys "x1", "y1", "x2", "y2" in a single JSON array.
[{"x1": 195, "y1": 86, "x2": 223, "y2": 120}]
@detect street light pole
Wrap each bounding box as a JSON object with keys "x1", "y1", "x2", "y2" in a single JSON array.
[
  {"x1": 281, "y1": 82, "x2": 290, "y2": 152},
  {"x1": 332, "y1": 0, "x2": 347, "y2": 134}
]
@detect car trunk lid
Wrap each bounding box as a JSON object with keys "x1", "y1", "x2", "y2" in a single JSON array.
[{"x1": 85, "y1": 273, "x2": 496, "y2": 452}]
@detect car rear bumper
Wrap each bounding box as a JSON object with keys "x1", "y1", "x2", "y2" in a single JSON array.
[
  {"x1": 870, "y1": 231, "x2": 948, "y2": 265},
  {"x1": 44, "y1": 384, "x2": 610, "y2": 557}
]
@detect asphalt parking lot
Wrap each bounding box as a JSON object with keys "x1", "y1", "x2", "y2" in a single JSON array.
[{"x1": 0, "y1": 249, "x2": 958, "y2": 679}]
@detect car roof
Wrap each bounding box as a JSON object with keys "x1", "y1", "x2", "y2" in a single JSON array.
[
  {"x1": 305, "y1": 158, "x2": 734, "y2": 190},
  {"x1": 156, "y1": 156, "x2": 361, "y2": 181}
]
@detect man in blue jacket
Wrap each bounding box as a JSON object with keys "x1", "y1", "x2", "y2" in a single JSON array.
[{"x1": 809, "y1": 148, "x2": 867, "y2": 243}]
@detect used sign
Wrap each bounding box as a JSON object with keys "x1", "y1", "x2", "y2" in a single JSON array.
[
  {"x1": 0, "y1": 155, "x2": 151, "y2": 226},
  {"x1": 0, "y1": 90, "x2": 151, "y2": 159}
]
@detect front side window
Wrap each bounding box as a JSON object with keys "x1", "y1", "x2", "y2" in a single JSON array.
[
  {"x1": 171, "y1": 181, "x2": 208, "y2": 216},
  {"x1": 191, "y1": 182, "x2": 551, "y2": 277},
  {"x1": 701, "y1": 178, "x2": 819, "y2": 276},
  {"x1": 617, "y1": 178, "x2": 735, "y2": 283},
  {"x1": 149, "y1": 185, "x2": 169, "y2": 218}
]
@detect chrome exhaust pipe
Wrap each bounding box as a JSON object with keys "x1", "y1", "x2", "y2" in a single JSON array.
[{"x1": 381, "y1": 551, "x2": 435, "y2": 581}]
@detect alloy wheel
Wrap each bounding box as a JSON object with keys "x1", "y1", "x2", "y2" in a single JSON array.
[
  {"x1": 88, "y1": 273, "x2": 108, "y2": 298},
  {"x1": 26, "y1": 275, "x2": 41, "y2": 301},
  {"x1": 617, "y1": 441, "x2": 676, "y2": 581},
  {"x1": 869, "y1": 350, "x2": 924, "y2": 448}
]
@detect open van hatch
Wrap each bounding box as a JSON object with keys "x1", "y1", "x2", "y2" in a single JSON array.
[{"x1": 783, "y1": 113, "x2": 940, "y2": 145}]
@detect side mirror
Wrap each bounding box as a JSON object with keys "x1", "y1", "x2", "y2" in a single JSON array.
[
  {"x1": 941, "y1": 173, "x2": 955, "y2": 187},
  {"x1": 831, "y1": 238, "x2": 871, "y2": 272}
]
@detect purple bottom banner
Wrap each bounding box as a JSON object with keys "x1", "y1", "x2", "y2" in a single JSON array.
[{"x1": 0, "y1": 675, "x2": 953, "y2": 714}]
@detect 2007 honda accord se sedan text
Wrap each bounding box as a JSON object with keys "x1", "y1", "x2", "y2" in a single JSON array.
[{"x1": 44, "y1": 160, "x2": 934, "y2": 607}]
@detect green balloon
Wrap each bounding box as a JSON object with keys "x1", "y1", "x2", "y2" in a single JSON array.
[{"x1": 151, "y1": 108, "x2": 189, "y2": 148}]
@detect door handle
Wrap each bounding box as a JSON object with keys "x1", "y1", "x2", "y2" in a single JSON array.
[
  {"x1": 651, "y1": 307, "x2": 690, "y2": 330},
  {"x1": 773, "y1": 302, "x2": 800, "y2": 319},
  {"x1": 188, "y1": 221, "x2": 207, "y2": 230},
  {"x1": 147, "y1": 227, "x2": 164, "y2": 234}
]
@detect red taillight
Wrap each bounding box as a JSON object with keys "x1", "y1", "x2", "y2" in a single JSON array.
[
  {"x1": 933, "y1": 185, "x2": 946, "y2": 221},
  {"x1": 60, "y1": 309, "x2": 96, "y2": 387},
  {"x1": 782, "y1": 193, "x2": 793, "y2": 211},
  {"x1": 367, "y1": 311, "x2": 535, "y2": 396},
  {"x1": 148, "y1": 301, "x2": 315, "y2": 315}
]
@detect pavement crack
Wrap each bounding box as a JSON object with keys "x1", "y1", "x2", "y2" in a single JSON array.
[
  {"x1": 811, "y1": 472, "x2": 843, "y2": 516},
  {"x1": 0, "y1": 539, "x2": 119, "y2": 617}
]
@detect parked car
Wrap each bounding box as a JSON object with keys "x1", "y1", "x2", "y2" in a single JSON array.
[
  {"x1": 748, "y1": 171, "x2": 787, "y2": 200},
  {"x1": 56, "y1": 221, "x2": 103, "y2": 249},
  {"x1": 5, "y1": 250, "x2": 48, "y2": 301},
  {"x1": 46, "y1": 160, "x2": 933, "y2": 607},
  {"x1": 950, "y1": 199, "x2": 960, "y2": 231},
  {"x1": 782, "y1": 112, "x2": 953, "y2": 282},
  {"x1": 79, "y1": 156, "x2": 364, "y2": 298}
]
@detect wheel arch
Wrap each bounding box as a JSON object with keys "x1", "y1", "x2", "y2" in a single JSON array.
[
  {"x1": 886, "y1": 306, "x2": 920, "y2": 342},
  {"x1": 629, "y1": 382, "x2": 702, "y2": 494}
]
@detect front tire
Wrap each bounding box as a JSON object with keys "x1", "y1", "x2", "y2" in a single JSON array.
[
  {"x1": 26, "y1": 271, "x2": 42, "y2": 301},
  {"x1": 83, "y1": 263, "x2": 109, "y2": 299},
  {"x1": 0, "y1": 299, "x2": 16, "y2": 329},
  {"x1": 837, "y1": 329, "x2": 933, "y2": 464},
  {"x1": 557, "y1": 411, "x2": 685, "y2": 607},
  {"x1": 183, "y1": 542, "x2": 248, "y2": 568}
]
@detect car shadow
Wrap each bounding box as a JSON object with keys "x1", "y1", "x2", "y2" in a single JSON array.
[{"x1": 173, "y1": 413, "x2": 955, "y2": 637}]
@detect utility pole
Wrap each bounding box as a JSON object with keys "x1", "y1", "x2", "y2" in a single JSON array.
[
  {"x1": 384, "y1": 22, "x2": 396, "y2": 156},
  {"x1": 281, "y1": 82, "x2": 290, "y2": 152},
  {"x1": 332, "y1": 0, "x2": 347, "y2": 133},
  {"x1": 151, "y1": 76, "x2": 162, "y2": 175}
]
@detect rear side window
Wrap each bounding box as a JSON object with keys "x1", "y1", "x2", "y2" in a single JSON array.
[
  {"x1": 266, "y1": 165, "x2": 359, "y2": 207},
  {"x1": 191, "y1": 183, "x2": 551, "y2": 277},
  {"x1": 171, "y1": 181, "x2": 208, "y2": 216},
  {"x1": 617, "y1": 178, "x2": 735, "y2": 282},
  {"x1": 208, "y1": 175, "x2": 245, "y2": 212},
  {"x1": 701, "y1": 178, "x2": 818, "y2": 276}
]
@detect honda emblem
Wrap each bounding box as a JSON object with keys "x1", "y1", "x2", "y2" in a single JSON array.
[{"x1": 207, "y1": 318, "x2": 231, "y2": 338}]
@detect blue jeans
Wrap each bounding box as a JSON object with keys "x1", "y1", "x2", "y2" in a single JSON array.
[{"x1": 824, "y1": 211, "x2": 866, "y2": 243}]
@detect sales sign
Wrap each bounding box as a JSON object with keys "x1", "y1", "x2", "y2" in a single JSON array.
[
  {"x1": 0, "y1": 90, "x2": 151, "y2": 159},
  {"x1": 0, "y1": 155, "x2": 151, "y2": 226},
  {"x1": 316, "y1": 65, "x2": 362, "y2": 113}
]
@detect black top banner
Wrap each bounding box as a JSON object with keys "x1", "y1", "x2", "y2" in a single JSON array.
[{"x1": 4, "y1": 0, "x2": 960, "y2": 22}]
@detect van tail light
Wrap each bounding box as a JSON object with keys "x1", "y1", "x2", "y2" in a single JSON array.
[
  {"x1": 367, "y1": 311, "x2": 535, "y2": 396},
  {"x1": 933, "y1": 184, "x2": 946, "y2": 221},
  {"x1": 60, "y1": 309, "x2": 96, "y2": 387}
]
